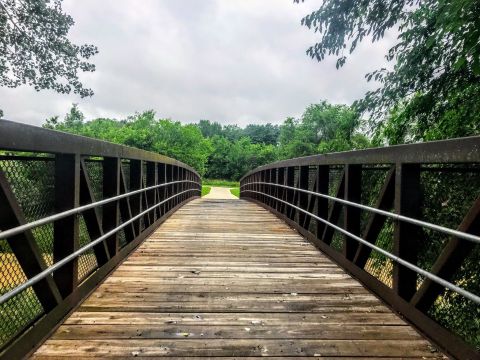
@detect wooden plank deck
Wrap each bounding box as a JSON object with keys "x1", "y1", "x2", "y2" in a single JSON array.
[{"x1": 32, "y1": 198, "x2": 444, "y2": 359}]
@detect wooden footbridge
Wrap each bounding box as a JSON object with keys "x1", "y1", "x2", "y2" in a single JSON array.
[{"x1": 0, "y1": 121, "x2": 479, "y2": 359}]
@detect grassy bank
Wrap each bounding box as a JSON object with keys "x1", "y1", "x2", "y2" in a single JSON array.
[
  {"x1": 230, "y1": 188, "x2": 239, "y2": 197},
  {"x1": 201, "y1": 186, "x2": 211, "y2": 197},
  {"x1": 202, "y1": 179, "x2": 239, "y2": 188}
]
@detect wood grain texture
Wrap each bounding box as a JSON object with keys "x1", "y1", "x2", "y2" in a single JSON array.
[{"x1": 32, "y1": 198, "x2": 444, "y2": 359}]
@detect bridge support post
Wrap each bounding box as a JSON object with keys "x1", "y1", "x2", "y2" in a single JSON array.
[
  {"x1": 158, "y1": 163, "x2": 166, "y2": 217},
  {"x1": 298, "y1": 166, "x2": 309, "y2": 228},
  {"x1": 315, "y1": 165, "x2": 329, "y2": 239},
  {"x1": 53, "y1": 154, "x2": 80, "y2": 297},
  {"x1": 103, "y1": 157, "x2": 120, "y2": 256},
  {"x1": 174, "y1": 166, "x2": 180, "y2": 207},
  {"x1": 393, "y1": 163, "x2": 422, "y2": 300},
  {"x1": 344, "y1": 164, "x2": 362, "y2": 261},
  {"x1": 258, "y1": 170, "x2": 266, "y2": 204},
  {"x1": 276, "y1": 168, "x2": 283, "y2": 213},
  {"x1": 119, "y1": 165, "x2": 136, "y2": 243},
  {"x1": 279, "y1": 168, "x2": 287, "y2": 214},
  {"x1": 146, "y1": 162, "x2": 157, "y2": 223},
  {"x1": 256, "y1": 172, "x2": 261, "y2": 202},
  {"x1": 129, "y1": 160, "x2": 142, "y2": 236},
  {"x1": 166, "y1": 165, "x2": 173, "y2": 212},
  {"x1": 181, "y1": 168, "x2": 185, "y2": 203},
  {"x1": 266, "y1": 169, "x2": 272, "y2": 208},
  {"x1": 286, "y1": 167, "x2": 295, "y2": 220}
]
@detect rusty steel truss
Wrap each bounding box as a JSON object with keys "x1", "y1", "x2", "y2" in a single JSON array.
[
  {"x1": 0, "y1": 120, "x2": 201, "y2": 359},
  {"x1": 240, "y1": 136, "x2": 480, "y2": 360}
]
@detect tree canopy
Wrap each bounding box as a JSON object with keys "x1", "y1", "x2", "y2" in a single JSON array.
[
  {"x1": 278, "y1": 101, "x2": 369, "y2": 159},
  {"x1": 0, "y1": 0, "x2": 97, "y2": 101},
  {"x1": 296, "y1": 0, "x2": 480, "y2": 143}
]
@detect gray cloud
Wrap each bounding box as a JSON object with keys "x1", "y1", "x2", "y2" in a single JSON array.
[{"x1": 0, "y1": 0, "x2": 395, "y2": 127}]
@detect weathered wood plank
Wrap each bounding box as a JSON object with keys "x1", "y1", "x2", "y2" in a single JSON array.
[
  {"x1": 51, "y1": 324, "x2": 420, "y2": 340},
  {"x1": 33, "y1": 339, "x2": 438, "y2": 357},
  {"x1": 32, "y1": 357, "x2": 440, "y2": 360},
  {"x1": 32, "y1": 198, "x2": 443, "y2": 359},
  {"x1": 64, "y1": 311, "x2": 408, "y2": 326}
]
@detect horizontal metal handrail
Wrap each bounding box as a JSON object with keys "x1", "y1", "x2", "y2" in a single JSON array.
[
  {"x1": 0, "y1": 180, "x2": 201, "y2": 240},
  {"x1": 0, "y1": 188, "x2": 195, "y2": 305},
  {"x1": 242, "y1": 189, "x2": 480, "y2": 305},
  {"x1": 240, "y1": 181, "x2": 480, "y2": 245}
]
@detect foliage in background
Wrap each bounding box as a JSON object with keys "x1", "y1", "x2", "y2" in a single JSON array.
[
  {"x1": 296, "y1": 0, "x2": 480, "y2": 144},
  {"x1": 278, "y1": 101, "x2": 370, "y2": 159},
  {"x1": 44, "y1": 101, "x2": 369, "y2": 180},
  {"x1": 373, "y1": 83, "x2": 480, "y2": 145},
  {"x1": 45, "y1": 108, "x2": 212, "y2": 175},
  {"x1": 205, "y1": 136, "x2": 277, "y2": 180}
]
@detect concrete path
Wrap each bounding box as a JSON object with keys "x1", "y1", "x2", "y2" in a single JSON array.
[{"x1": 203, "y1": 186, "x2": 237, "y2": 199}]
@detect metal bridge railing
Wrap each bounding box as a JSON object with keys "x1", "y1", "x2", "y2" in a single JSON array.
[
  {"x1": 0, "y1": 120, "x2": 201, "y2": 359},
  {"x1": 240, "y1": 136, "x2": 480, "y2": 360}
]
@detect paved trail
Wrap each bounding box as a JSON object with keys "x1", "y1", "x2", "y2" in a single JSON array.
[{"x1": 203, "y1": 186, "x2": 237, "y2": 199}]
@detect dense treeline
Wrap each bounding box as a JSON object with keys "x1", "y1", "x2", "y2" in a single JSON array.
[
  {"x1": 43, "y1": 101, "x2": 371, "y2": 179},
  {"x1": 45, "y1": 84, "x2": 479, "y2": 180}
]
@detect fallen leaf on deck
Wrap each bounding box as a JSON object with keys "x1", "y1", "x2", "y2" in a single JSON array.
[{"x1": 177, "y1": 332, "x2": 191, "y2": 337}]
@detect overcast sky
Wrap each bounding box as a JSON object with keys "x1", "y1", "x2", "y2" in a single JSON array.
[{"x1": 0, "y1": 0, "x2": 395, "y2": 127}]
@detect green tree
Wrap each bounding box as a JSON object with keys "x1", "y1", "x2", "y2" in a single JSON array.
[
  {"x1": 152, "y1": 119, "x2": 212, "y2": 176},
  {"x1": 296, "y1": 0, "x2": 480, "y2": 138},
  {"x1": 243, "y1": 123, "x2": 280, "y2": 145},
  {"x1": 301, "y1": 102, "x2": 359, "y2": 143},
  {"x1": 119, "y1": 111, "x2": 159, "y2": 150},
  {"x1": 197, "y1": 120, "x2": 223, "y2": 138},
  {"x1": 374, "y1": 84, "x2": 480, "y2": 145},
  {"x1": 222, "y1": 124, "x2": 243, "y2": 142},
  {"x1": 225, "y1": 138, "x2": 277, "y2": 180},
  {"x1": 0, "y1": 0, "x2": 97, "y2": 98},
  {"x1": 44, "y1": 103, "x2": 85, "y2": 132},
  {"x1": 206, "y1": 136, "x2": 278, "y2": 180},
  {"x1": 206, "y1": 136, "x2": 233, "y2": 179},
  {"x1": 43, "y1": 107, "x2": 212, "y2": 176},
  {"x1": 76, "y1": 118, "x2": 125, "y2": 143},
  {"x1": 279, "y1": 102, "x2": 366, "y2": 159}
]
